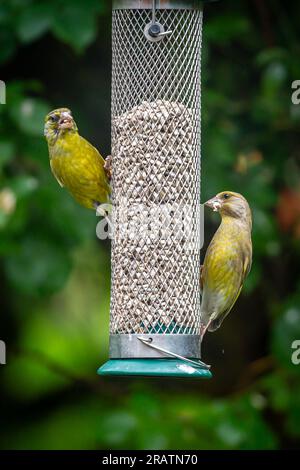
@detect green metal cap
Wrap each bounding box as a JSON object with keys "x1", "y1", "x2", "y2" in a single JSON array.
[{"x1": 98, "y1": 358, "x2": 212, "y2": 378}]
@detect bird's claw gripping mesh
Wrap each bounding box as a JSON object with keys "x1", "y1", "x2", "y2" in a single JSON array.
[{"x1": 110, "y1": 7, "x2": 203, "y2": 341}]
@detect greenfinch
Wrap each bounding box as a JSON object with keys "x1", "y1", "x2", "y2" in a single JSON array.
[
  {"x1": 200, "y1": 191, "x2": 252, "y2": 339},
  {"x1": 44, "y1": 108, "x2": 111, "y2": 210}
]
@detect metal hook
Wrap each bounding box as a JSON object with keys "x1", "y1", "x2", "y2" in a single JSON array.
[
  {"x1": 152, "y1": 0, "x2": 156, "y2": 24},
  {"x1": 143, "y1": 0, "x2": 172, "y2": 42},
  {"x1": 137, "y1": 337, "x2": 211, "y2": 370},
  {"x1": 157, "y1": 30, "x2": 173, "y2": 37}
]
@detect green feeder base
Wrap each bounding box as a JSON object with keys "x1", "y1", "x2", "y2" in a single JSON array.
[{"x1": 97, "y1": 359, "x2": 212, "y2": 378}]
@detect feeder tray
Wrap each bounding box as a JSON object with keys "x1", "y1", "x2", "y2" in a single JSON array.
[{"x1": 98, "y1": 0, "x2": 212, "y2": 378}]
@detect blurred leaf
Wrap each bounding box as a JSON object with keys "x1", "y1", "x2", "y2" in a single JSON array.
[
  {"x1": 100, "y1": 412, "x2": 138, "y2": 447},
  {"x1": 5, "y1": 236, "x2": 72, "y2": 295},
  {"x1": 205, "y1": 14, "x2": 251, "y2": 44},
  {"x1": 277, "y1": 188, "x2": 300, "y2": 238},
  {"x1": 0, "y1": 3, "x2": 10, "y2": 24},
  {"x1": 9, "y1": 97, "x2": 49, "y2": 136},
  {"x1": 0, "y1": 28, "x2": 16, "y2": 63},
  {"x1": 263, "y1": 62, "x2": 287, "y2": 87},
  {"x1": 214, "y1": 396, "x2": 277, "y2": 450},
  {"x1": 52, "y1": 4, "x2": 98, "y2": 52},
  {"x1": 252, "y1": 207, "x2": 279, "y2": 255},
  {"x1": 263, "y1": 373, "x2": 291, "y2": 413},
  {"x1": 243, "y1": 260, "x2": 262, "y2": 294},
  {"x1": 256, "y1": 48, "x2": 289, "y2": 67},
  {"x1": 10, "y1": 175, "x2": 39, "y2": 197},
  {"x1": 272, "y1": 302, "x2": 300, "y2": 372},
  {"x1": 16, "y1": 3, "x2": 54, "y2": 43},
  {"x1": 286, "y1": 388, "x2": 300, "y2": 438},
  {"x1": 34, "y1": 179, "x2": 97, "y2": 245},
  {"x1": 0, "y1": 140, "x2": 15, "y2": 169}
]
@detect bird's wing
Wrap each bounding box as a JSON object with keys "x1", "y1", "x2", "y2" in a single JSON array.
[
  {"x1": 222, "y1": 249, "x2": 251, "y2": 318},
  {"x1": 208, "y1": 248, "x2": 252, "y2": 332},
  {"x1": 82, "y1": 137, "x2": 106, "y2": 165},
  {"x1": 208, "y1": 284, "x2": 243, "y2": 332},
  {"x1": 243, "y1": 250, "x2": 252, "y2": 279},
  {"x1": 208, "y1": 244, "x2": 252, "y2": 331},
  {"x1": 78, "y1": 136, "x2": 110, "y2": 188},
  {"x1": 50, "y1": 160, "x2": 64, "y2": 187},
  {"x1": 200, "y1": 265, "x2": 204, "y2": 295}
]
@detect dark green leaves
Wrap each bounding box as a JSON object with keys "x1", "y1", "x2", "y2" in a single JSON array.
[
  {"x1": 0, "y1": 0, "x2": 108, "y2": 61},
  {"x1": 51, "y1": 3, "x2": 98, "y2": 53},
  {"x1": 5, "y1": 236, "x2": 72, "y2": 295},
  {"x1": 16, "y1": 3, "x2": 54, "y2": 43}
]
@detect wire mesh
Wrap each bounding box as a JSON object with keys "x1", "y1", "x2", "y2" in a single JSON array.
[{"x1": 110, "y1": 7, "x2": 203, "y2": 336}]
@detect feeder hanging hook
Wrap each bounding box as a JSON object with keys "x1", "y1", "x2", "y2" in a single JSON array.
[{"x1": 144, "y1": 0, "x2": 172, "y2": 42}]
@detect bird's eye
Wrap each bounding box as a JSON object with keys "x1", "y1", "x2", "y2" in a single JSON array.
[
  {"x1": 49, "y1": 115, "x2": 58, "y2": 122},
  {"x1": 223, "y1": 193, "x2": 230, "y2": 200}
]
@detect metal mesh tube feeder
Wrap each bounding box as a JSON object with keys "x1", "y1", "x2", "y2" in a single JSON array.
[{"x1": 98, "y1": 0, "x2": 212, "y2": 378}]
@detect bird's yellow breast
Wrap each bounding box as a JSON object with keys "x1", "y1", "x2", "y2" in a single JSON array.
[{"x1": 49, "y1": 131, "x2": 110, "y2": 209}]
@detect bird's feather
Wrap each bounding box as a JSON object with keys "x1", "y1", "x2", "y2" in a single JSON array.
[{"x1": 50, "y1": 160, "x2": 64, "y2": 187}]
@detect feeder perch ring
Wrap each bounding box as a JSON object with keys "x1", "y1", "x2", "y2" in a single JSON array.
[{"x1": 137, "y1": 336, "x2": 210, "y2": 369}]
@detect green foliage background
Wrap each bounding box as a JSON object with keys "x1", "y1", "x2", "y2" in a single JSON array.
[{"x1": 0, "y1": 0, "x2": 300, "y2": 449}]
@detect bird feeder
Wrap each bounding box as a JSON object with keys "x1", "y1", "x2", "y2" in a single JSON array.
[{"x1": 98, "y1": 0, "x2": 212, "y2": 378}]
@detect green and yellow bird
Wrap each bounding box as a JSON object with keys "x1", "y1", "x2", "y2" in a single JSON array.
[
  {"x1": 44, "y1": 108, "x2": 111, "y2": 210},
  {"x1": 200, "y1": 191, "x2": 252, "y2": 340}
]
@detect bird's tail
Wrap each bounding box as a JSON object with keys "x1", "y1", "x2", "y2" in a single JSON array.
[
  {"x1": 208, "y1": 317, "x2": 223, "y2": 332},
  {"x1": 201, "y1": 307, "x2": 225, "y2": 333},
  {"x1": 208, "y1": 308, "x2": 231, "y2": 331}
]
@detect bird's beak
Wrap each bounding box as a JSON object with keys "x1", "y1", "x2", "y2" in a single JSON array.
[
  {"x1": 204, "y1": 196, "x2": 222, "y2": 212},
  {"x1": 58, "y1": 112, "x2": 73, "y2": 129}
]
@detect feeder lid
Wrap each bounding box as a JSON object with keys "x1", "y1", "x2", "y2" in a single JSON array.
[{"x1": 113, "y1": 0, "x2": 209, "y2": 10}]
